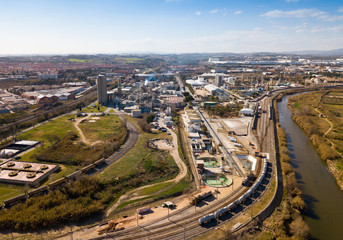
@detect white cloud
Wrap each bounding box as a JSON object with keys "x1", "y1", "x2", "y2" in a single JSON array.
[
  {"x1": 195, "y1": 11, "x2": 202, "y2": 16},
  {"x1": 310, "y1": 25, "x2": 343, "y2": 33},
  {"x1": 261, "y1": 8, "x2": 343, "y2": 22},
  {"x1": 234, "y1": 10, "x2": 242, "y2": 15},
  {"x1": 286, "y1": 0, "x2": 299, "y2": 2},
  {"x1": 317, "y1": 15, "x2": 343, "y2": 22},
  {"x1": 261, "y1": 9, "x2": 325, "y2": 18},
  {"x1": 209, "y1": 9, "x2": 218, "y2": 14}
]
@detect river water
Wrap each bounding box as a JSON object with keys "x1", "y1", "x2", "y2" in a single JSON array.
[{"x1": 278, "y1": 94, "x2": 343, "y2": 240}]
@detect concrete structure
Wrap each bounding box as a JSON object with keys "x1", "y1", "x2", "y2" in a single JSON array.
[
  {"x1": 204, "y1": 84, "x2": 220, "y2": 94},
  {"x1": 132, "y1": 109, "x2": 142, "y2": 118},
  {"x1": 215, "y1": 74, "x2": 223, "y2": 87},
  {"x1": 0, "y1": 161, "x2": 59, "y2": 186},
  {"x1": 97, "y1": 74, "x2": 107, "y2": 105},
  {"x1": 0, "y1": 140, "x2": 39, "y2": 158},
  {"x1": 240, "y1": 108, "x2": 254, "y2": 116}
]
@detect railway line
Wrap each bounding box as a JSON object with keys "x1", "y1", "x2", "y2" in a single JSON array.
[
  {"x1": 96, "y1": 167, "x2": 272, "y2": 240},
  {"x1": 93, "y1": 185, "x2": 247, "y2": 240},
  {"x1": 0, "y1": 90, "x2": 98, "y2": 134},
  {"x1": 197, "y1": 108, "x2": 244, "y2": 177},
  {"x1": 91, "y1": 97, "x2": 277, "y2": 240},
  {"x1": 94, "y1": 159, "x2": 272, "y2": 240}
]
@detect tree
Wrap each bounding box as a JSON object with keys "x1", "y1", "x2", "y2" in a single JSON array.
[{"x1": 146, "y1": 114, "x2": 155, "y2": 124}]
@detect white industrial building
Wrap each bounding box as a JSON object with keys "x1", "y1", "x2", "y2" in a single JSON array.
[{"x1": 240, "y1": 108, "x2": 254, "y2": 116}]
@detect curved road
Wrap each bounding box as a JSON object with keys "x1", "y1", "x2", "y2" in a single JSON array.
[{"x1": 104, "y1": 122, "x2": 187, "y2": 216}]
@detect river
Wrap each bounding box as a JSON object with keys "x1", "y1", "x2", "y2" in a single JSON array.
[{"x1": 278, "y1": 94, "x2": 343, "y2": 240}]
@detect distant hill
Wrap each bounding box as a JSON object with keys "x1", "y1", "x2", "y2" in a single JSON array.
[{"x1": 281, "y1": 48, "x2": 343, "y2": 56}]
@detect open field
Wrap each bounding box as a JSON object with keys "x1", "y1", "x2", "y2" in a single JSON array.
[
  {"x1": 19, "y1": 114, "x2": 76, "y2": 145},
  {"x1": 0, "y1": 184, "x2": 23, "y2": 202},
  {"x1": 100, "y1": 131, "x2": 178, "y2": 180},
  {"x1": 288, "y1": 89, "x2": 343, "y2": 189},
  {"x1": 68, "y1": 58, "x2": 93, "y2": 63},
  {"x1": 136, "y1": 181, "x2": 172, "y2": 196},
  {"x1": 17, "y1": 113, "x2": 127, "y2": 166},
  {"x1": 80, "y1": 104, "x2": 107, "y2": 113},
  {"x1": 115, "y1": 179, "x2": 190, "y2": 211},
  {"x1": 0, "y1": 113, "x2": 127, "y2": 204},
  {"x1": 113, "y1": 57, "x2": 144, "y2": 63},
  {"x1": 79, "y1": 115, "x2": 123, "y2": 142}
]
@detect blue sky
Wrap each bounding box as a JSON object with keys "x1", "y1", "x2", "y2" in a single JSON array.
[{"x1": 0, "y1": 0, "x2": 342, "y2": 54}]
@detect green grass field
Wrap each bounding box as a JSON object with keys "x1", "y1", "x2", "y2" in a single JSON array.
[
  {"x1": 19, "y1": 114, "x2": 76, "y2": 145},
  {"x1": 80, "y1": 105, "x2": 107, "y2": 113},
  {"x1": 289, "y1": 89, "x2": 343, "y2": 188},
  {"x1": 68, "y1": 58, "x2": 92, "y2": 63},
  {"x1": 79, "y1": 115, "x2": 123, "y2": 142},
  {"x1": 99, "y1": 131, "x2": 177, "y2": 180},
  {"x1": 0, "y1": 184, "x2": 23, "y2": 202},
  {"x1": 0, "y1": 112, "x2": 126, "y2": 203},
  {"x1": 113, "y1": 57, "x2": 144, "y2": 63},
  {"x1": 115, "y1": 179, "x2": 190, "y2": 211},
  {"x1": 136, "y1": 181, "x2": 173, "y2": 196},
  {"x1": 17, "y1": 114, "x2": 77, "y2": 164}
]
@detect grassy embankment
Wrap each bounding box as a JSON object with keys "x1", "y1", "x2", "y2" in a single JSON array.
[
  {"x1": 79, "y1": 104, "x2": 108, "y2": 113},
  {"x1": 288, "y1": 90, "x2": 343, "y2": 189},
  {"x1": 255, "y1": 124, "x2": 310, "y2": 239},
  {"x1": 101, "y1": 116, "x2": 193, "y2": 217},
  {"x1": 0, "y1": 111, "x2": 126, "y2": 202},
  {"x1": 0, "y1": 116, "x2": 186, "y2": 232},
  {"x1": 248, "y1": 93, "x2": 310, "y2": 240}
]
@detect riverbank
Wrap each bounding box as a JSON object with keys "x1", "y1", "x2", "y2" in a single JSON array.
[
  {"x1": 287, "y1": 89, "x2": 343, "y2": 189},
  {"x1": 277, "y1": 93, "x2": 343, "y2": 240},
  {"x1": 249, "y1": 95, "x2": 309, "y2": 239}
]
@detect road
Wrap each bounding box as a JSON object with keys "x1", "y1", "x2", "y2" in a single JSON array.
[
  {"x1": 89, "y1": 104, "x2": 277, "y2": 240},
  {"x1": 197, "y1": 108, "x2": 245, "y2": 177},
  {"x1": 104, "y1": 119, "x2": 187, "y2": 217}
]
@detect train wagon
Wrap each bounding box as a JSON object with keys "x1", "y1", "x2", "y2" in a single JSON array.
[
  {"x1": 227, "y1": 202, "x2": 236, "y2": 211},
  {"x1": 48, "y1": 177, "x2": 67, "y2": 190},
  {"x1": 28, "y1": 185, "x2": 49, "y2": 198},
  {"x1": 94, "y1": 158, "x2": 106, "y2": 166},
  {"x1": 80, "y1": 164, "x2": 94, "y2": 173},
  {"x1": 214, "y1": 207, "x2": 228, "y2": 218},
  {"x1": 66, "y1": 170, "x2": 82, "y2": 180},
  {"x1": 3, "y1": 194, "x2": 27, "y2": 208},
  {"x1": 137, "y1": 207, "x2": 151, "y2": 215},
  {"x1": 198, "y1": 214, "x2": 215, "y2": 225},
  {"x1": 190, "y1": 191, "x2": 213, "y2": 205}
]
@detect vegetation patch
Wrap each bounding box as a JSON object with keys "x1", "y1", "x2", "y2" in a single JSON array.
[
  {"x1": 288, "y1": 89, "x2": 343, "y2": 189},
  {"x1": 204, "y1": 103, "x2": 241, "y2": 118},
  {"x1": 100, "y1": 131, "x2": 179, "y2": 185},
  {"x1": 18, "y1": 114, "x2": 127, "y2": 166}
]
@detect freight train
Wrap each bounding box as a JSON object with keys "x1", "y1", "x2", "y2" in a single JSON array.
[{"x1": 199, "y1": 159, "x2": 268, "y2": 225}]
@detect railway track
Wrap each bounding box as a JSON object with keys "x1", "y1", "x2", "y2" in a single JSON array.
[
  {"x1": 93, "y1": 185, "x2": 247, "y2": 239},
  {"x1": 0, "y1": 90, "x2": 97, "y2": 134},
  {"x1": 98, "y1": 175, "x2": 272, "y2": 240},
  {"x1": 93, "y1": 104, "x2": 276, "y2": 240}
]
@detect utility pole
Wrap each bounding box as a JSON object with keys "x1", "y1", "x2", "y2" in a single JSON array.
[
  {"x1": 70, "y1": 226, "x2": 73, "y2": 240},
  {"x1": 167, "y1": 206, "x2": 170, "y2": 221},
  {"x1": 251, "y1": 204, "x2": 253, "y2": 219}
]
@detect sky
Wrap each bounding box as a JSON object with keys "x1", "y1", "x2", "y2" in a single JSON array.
[{"x1": 0, "y1": 0, "x2": 343, "y2": 55}]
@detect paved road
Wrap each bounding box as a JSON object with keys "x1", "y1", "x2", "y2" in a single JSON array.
[{"x1": 104, "y1": 119, "x2": 187, "y2": 217}]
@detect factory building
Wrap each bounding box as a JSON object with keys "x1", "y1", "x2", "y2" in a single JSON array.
[{"x1": 97, "y1": 74, "x2": 107, "y2": 105}]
